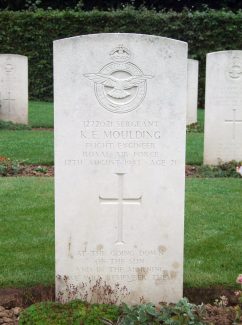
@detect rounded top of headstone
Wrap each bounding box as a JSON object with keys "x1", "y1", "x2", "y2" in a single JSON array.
[
  {"x1": 206, "y1": 50, "x2": 242, "y2": 81},
  {"x1": 207, "y1": 50, "x2": 242, "y2": 58},
  {"x1": 54, "y1": 33, "x2": 187, "y2": 48},
  {"x1": 0, "y1": 54, "x2": 28, "y2": 61}
]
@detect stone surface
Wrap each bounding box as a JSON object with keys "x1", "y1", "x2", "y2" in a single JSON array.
[
  {"x1": 54, "y1": 33, "x2": 187, "y2": 305},
  {"x1": 0, "y1": 54, "x2": 28, "y2": 124},
  {"x1": 204, "y1": 51, "x2": 242, "y2": 164},
  {"x1": 186, "y1": 59, "x2": 199, "y2": 125}
]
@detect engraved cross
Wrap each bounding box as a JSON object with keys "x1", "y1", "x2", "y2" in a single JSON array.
[
  {"x1": 99, "y1": 173, "x2": 142, "y2": 245},
  {"x1": 3, "y1": 92, "x2": 15, "y2": 113},
  {"x1": 224, "y1": 108, "x2": 242, "y2": 139}
]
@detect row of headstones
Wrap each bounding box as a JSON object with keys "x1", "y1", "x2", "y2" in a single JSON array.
[
  {"x1": 1, "y1": 51, "x2": 241, "y2": 165},
  {"x1": 1, "y1": 34, "x2": 240, "y2": 306},
  {"x1": 0, "y1": 54, "x2": 197, "y2": 126},
  {"x1": 54, "y1": 34, "x2": 241, "y2": 306}
]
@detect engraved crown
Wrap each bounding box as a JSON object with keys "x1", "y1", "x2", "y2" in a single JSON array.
[{"x1": 110, "y1": 45, "x2": 131, "y2": 62}]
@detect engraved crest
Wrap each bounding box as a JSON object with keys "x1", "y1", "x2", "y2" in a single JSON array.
[
  {"x1": 84, "y1": 46, "x2": 153, "y2": 113},
  {"x1": 5, "y1": 63, "x2": 14, "y2": 73},
  {"x1": 227, "y1": 56, "x2": 242, "y2": 80}
]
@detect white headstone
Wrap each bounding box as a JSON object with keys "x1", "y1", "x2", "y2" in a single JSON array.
[
  {"x1": 54, "y1": 33, "x2": 187, "y2": 305},
  {"x1": 0, "y1": 54, "x2": 28, "y2": 124},
  {"x1": 204, "y1": 51, "x2": 242, "y2": 164},
  {"x1": 186, "y1": 59, "x2": 199, "y2": 125}
]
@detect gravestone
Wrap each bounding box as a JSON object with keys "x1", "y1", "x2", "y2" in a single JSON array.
[
  {"x1": 54, "y1": 34, "x2": 187, "y2": 305},
  {"x1": 204, "y1": 51, "x2": 242, "y2": 164},
  {"x1": 0, "y1": 54, "x2": 28, "y2": 124},
  {"x1": 186, "y1": 59, "x2": 199, "y2": 125}
]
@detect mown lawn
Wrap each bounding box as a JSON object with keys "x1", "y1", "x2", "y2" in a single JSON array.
[
  {"x1": 0, "y1": 130, "x2": 53, "y2": 165},
  {"x1": 197, "y1": 108, "x2": 205, "y2": 131},
  {"x1": 186, "y1": 132, "x2": 204, "y2": 165},
  {"x1": 186, "y1": 108, "x2": 204, "y2": 165},
  {"x1": 0, "y1": 177, "x2": 241, "y2": 288},
  {"x1": 0, "y1": 177, "x2": 54, "y2": 287},
  {"x1": 185, "y1": 178, "x2": 242, "y2": 287},
  {"x1": 29, "y1": 101, "x2": 53, "y2": 128}
]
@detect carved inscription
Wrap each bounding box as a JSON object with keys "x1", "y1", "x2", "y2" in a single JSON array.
[
  {"x1": 227, "y1": 56, "x2": 242, "y2": 80},
  {"x1": 64, "y1": 119, "x2": 178, "y2": 167},
  {"x1": 74, "y1": 247, "x2": 179, "y2": 283},
  {"x1": 213, "y1": 86, "x2": 242, "y2": 107},
  {"x1": 5, "y1": 63, "x2": 14, "y2": 73}
]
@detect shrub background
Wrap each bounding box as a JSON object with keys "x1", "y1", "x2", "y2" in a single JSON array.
[{"x1": 0, "y1": 9, "x2": 242, "y2": 104}]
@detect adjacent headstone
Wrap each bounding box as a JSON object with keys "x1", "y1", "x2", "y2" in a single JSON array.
[
  {"x1": 0, "y1": 54, "x2": 28, "y2": 124},
  {"x1": 54, "y1": 34, "x2": 187, "y2": 305},
  {"x1": 204, "y1": 51, "x2": 242, "y2": 164},
  {"x1": 186, "y1": 59, "x2": 199, "y2": 125}
]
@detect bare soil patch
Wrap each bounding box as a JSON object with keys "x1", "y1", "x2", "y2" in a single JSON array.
[
  {"x1": 186, "y1": 164, "x2": 199, "y2": 177},
  {"x1": 1, "y1": 165, "x2": 198, "y2": 178},
  {"x1": 0, "y1": 286, "x2": 238, "y2": 308},
  {"x1": 1, "y1": 286, "x2": 241, "y2": 324},
  {"x1": 31, "y1": 127, "x2": 53, "y2": 131},
  {"x1": 0, "y1": 165, "x2": 54, "y2": 177}
]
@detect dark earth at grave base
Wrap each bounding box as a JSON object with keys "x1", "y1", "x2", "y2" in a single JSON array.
[
  {"x1": 1, "y1": 164, "x2": 241, "y2": 178},
  {"x1": 0, "y1": 286, "x2": 241, "y2": 324},
  {"x1": 0, "y1": 285, "x2": 238, "y2": 308},
  {"x1": 0, "y1": 165, "x2": 199, "y2": 178}
]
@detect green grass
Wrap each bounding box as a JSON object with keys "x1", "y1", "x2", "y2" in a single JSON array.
[
  {"x1": 20, "y1": 301, "x2": 120, "y2": 325},
  {"x1": 185, "y1": 178, "x2": 242, "y2": 287},
  {"x1": 186, "y1": 132, "x2": 204, "y2": 165},
  {"x1": 0, "y1": 177, "x2": 241, "y2": 288},
  {"x1": 197, "y1": 108, "x2": 204, "y2": 131},
  {"x1": 185, "y1": 109, "x2": 204, "y2": 165},
  {"x1": 0, "y1": 130, "x2": 53, "y2": 165},
  {"x1": 0, "y1": 177, "x2": 54, "y2": 287},
  {"x1": 29, "y1": 101, "x2": 53, "y2": 128}
]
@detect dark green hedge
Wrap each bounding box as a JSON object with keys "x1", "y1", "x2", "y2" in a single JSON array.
[{"x1": 0, "y1": 9, "x2": 242, "y2": 104}]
